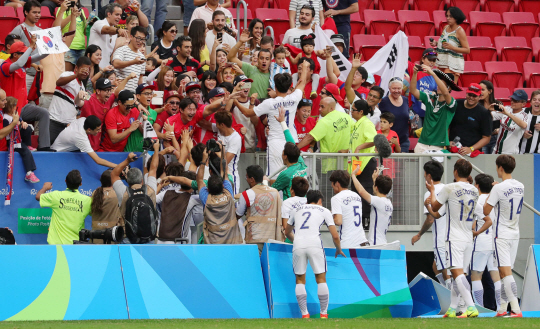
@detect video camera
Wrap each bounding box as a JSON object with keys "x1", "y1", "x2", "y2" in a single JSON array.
[
  {"x1": 0, "y1": 228, "x2": 15, "y2": 245},
  {"x1": 76, "y1": 226, "x2": 124, "y2": 244}
]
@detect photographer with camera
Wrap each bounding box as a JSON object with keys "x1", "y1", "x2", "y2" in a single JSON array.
[
  {"x1": 55, "y1": 0, "x2": 86, "y2": 72},
  {"x1": 489, "y1": 90, "x2": 529, "y2": 155},
  {"x1": 111, "y1": 140, "x2": 160, "y2": 244},
  {"x1": 36, "y1": 170, "x2": 92, "y2": 245},
  {"x1": 90, "y1": 169, "x2": 123, "y2": 244}
]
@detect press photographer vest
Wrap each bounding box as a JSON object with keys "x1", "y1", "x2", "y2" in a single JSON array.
[
  {"x1": 203, "y1": 189, "x2": 243, "y2": 244},
  {"x1": 159, "y1": 189, "x2": 191, "y2": 241},
  {"x1": 91, "y1": 187, "x2": 122, "y2": 244},
  {"x1": 242, "y1": 184, "x2": 284, "y2": 245}
]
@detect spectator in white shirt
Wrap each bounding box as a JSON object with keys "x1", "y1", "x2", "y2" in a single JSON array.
[
  {"x1": 112, "y1": 26, "x2": 147, "y2": 92},
  {"x1": 89, "y1": 3, "x2": 129, "y2": 69},
  {"x1": 205, "y1": 11, "x2": 237, "y2": 54},
  {"x1": 188, "y1": 0, "x2": 236, "y2": 36},
  {"x1": 289, "y1": 1, "x2": 324, "y2": 28},
  {"x1": 215, "y1": 107, "x2": 242, "y2": 195},
  {"x1": 283, "y1": 5, "x2": 316, "y2": 49}
]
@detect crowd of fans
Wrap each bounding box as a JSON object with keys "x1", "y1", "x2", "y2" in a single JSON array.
[{"x1": 0, "y1": 0, "x2": 538, "y2": 245}]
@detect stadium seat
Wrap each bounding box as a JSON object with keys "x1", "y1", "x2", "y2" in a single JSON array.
[
  {"x1": 523, "y1": 62, "x2": 540, "y2": 87},
  {"x1": 494, "y1": 36, "x2": 532, "y2": 71},
  {"x1": 451, "y1": 90, "x2": 468, "y2": 99},
  {"x1": 231, "y1": 9, "x2": 253, "y2": 36},
  {"x1": 407, "y1": 36, "x2": 425, "y2": 62},
  {"x1": 532, "y1": 37, "x2": 540, "y2": 61},
  {"x1": 356, "y1": 0, "x2": 377, "y2": 21},
  {"x1": 0, "y1": 7, "x2": 16, "y2": 17},
  {"x1": 494, "y1": 87, "x2": 511, "y2": 105},
  {"x1": 0, "y1": 43, "x2": 4, "y2": 52},
  {"x1": 484, "y1": 0, "x2": 515, "y2": 16},
  {"x1": 449, "y1": 0, "x2": 480, "y2": 21},
  {"x1": 378, "y1": 0, "x2": 409, "y2": 11},
  {"x1": 16, "y1": 7, "x2": 24, "y2": 23},
  {"x1": 424, "y1": 35, "x2": 440, "y2": 48},
  {"x1": 272, "y1": 0, "x2": 290, "y2": 10},
  {"x1": 364, "y1": 9, "x2": 401, "y2": 41},
  {"x1": 246, "y1": 0, "x2": 269, "y2": 9},
  {"x1": 255, "y1": 9, "x2": 289, "y2": 41},
  {"x1": 36, "y1": 7, "x2": 55, "y2": 29},
  {"x1": 470, "y1": 11, "x2": 506, "y2": 43},
  {"x1": 0, "y1": 8, "x2": 22, "y2": 44},
  {"x1": 459, "y1": 61, "x2": 488, "y2": 87},
  {"x1": 519, "y1": 0, "x2": 540, "y2": 23},
  {"x1": 503, "y1": 12, "x2": 539, "y2": 47},
  {"x1": 350, "y1": 12, "x2": 366, "y2": 36},
  {"x1": 485, "y1": 61, "x2": 523, "y2": 90},
  {"x1": 398, "y1": 10, "x2": 435, "y2": 45},
  {"x1": 467, "y1": 36, "x2": 497, "y2": 64},
  {"x1": 433, "y1": 10, "x2": 471, "y2": 35},
  {"x1": 352, "y1": 34, "x2": 386, "y2": 61},
  {"x1": 412, "y1": 0, "x2": 445, "y2": 20}
]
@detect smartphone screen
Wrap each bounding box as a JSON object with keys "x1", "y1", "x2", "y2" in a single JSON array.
[{"x1": 217, "y1": 32, "x2": 223, "y2": 42}]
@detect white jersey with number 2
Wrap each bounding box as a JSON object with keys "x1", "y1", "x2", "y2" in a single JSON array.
[
  {"x1": 436, "y1": 181, "x2": 479, "y2": 243},
  {"x1": 331, "y1": 190, "x2": 368, "y2": 248},
  {"x1": 288, "y1": 204, "x2": 335, "y2": 251}
]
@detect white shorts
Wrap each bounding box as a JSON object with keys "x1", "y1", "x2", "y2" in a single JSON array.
[
  {"x1": 267, "y1": 141, "x2": 286, "y2": 177},
  {"x1": 434, "y1": 246, "x2": 446, "y2": 271},
  {"x1": 293, "y1": 247, "x2": 327, "y2": 275},
  {"x1": 446, "y1": 240, "x2": 473, "y2": 273},
  {"x1": 494, "y1": 238, "x2": 519, "y2": 268},
  {"x1": 472, "y1": 250, "x2": 498, "y2": 272}
]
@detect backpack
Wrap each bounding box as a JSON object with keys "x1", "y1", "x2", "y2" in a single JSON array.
[{"x1": 124, "y1": 185, "x2": 158, "y2": 244}]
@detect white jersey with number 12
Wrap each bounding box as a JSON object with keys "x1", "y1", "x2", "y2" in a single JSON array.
[{"x1": 436, "y1": 181, "x2": 479, "y2": 243}]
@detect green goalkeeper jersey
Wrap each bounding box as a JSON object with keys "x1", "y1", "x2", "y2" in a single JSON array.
[{"x1": 271, "y1": 128, "x2": 307, "y2": 200}]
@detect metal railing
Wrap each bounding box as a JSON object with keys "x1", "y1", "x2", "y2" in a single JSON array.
[
  {"x1": 236, "y1": 0, "x2": 248, "y2": 42},
  {"x1": 264, "y1": 26, "x2": 275, "y2": 43}
]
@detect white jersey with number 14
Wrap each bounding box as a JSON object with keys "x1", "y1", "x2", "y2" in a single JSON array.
[{"x1": 486, "y1": 179, "x2": 524, "y2": 240}]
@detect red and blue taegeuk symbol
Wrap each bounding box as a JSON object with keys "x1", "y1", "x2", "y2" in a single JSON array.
[{"x1": 43, "y1": 36, "x2": 53, "y2": 48}]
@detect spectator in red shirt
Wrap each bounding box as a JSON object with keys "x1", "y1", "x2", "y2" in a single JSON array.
[
  {"x1": 99, "y1": 90, "x2": 141, "y2": 152},
  {"x1": 154, "y1": 91, "x2": 181, "y2": 141},
  {"x1": 170, "y1": 35, "x2": 203, "y2": 81},
  {"x1": 377, "y1": 112, "x2": 401, "y2": 153},
  {"x1": 338, "y1": 65, "x2": 370, "y2": 101},
  {"x1": 294, "y1": 99, "x2": 316, "y2": 152}
]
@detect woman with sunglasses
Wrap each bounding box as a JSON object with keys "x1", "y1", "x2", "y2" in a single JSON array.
[
  {"x1": 408, "y1": 49, "x2": 439, "y2": 126},
  {"x1": 379, "y1": 77, "x2": 410, "y2": 153},
  {"x1": 151, "y1": 21, "x2": 179, "y2": 64}
]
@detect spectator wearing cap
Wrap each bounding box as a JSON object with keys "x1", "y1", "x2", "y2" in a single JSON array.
[
  {"x1": 331, "y1": 34, "x2": 345, "y2": 55},
  {"x1": 0, "y1": 38, "x2": 52, "y2": 150},
  {"x1": 99, "y1": 90, "x2": 141, "y2": 152},
  {"x1": 290, "y1": 0, "x2": 324, "y2": 28},
  {"x1": 323, "y1": 0, "x2": 359, "y2": 59},
  {"x1": 184, "y1": 81, "x2": 206, "y2": 110},
  {"x1": 170, "y1": 36, "x2": 204, "y2": 81},
  {"x1": 489, "y1": 89, "x2": 529, "y2": 155},
  {"x1": 112, "y1": 26, "x2": 148, "y2": 93},
  {"x1": 154, "y1": 91, "x2": 181, "y2": 141},
  {"x1": 231, "y1": 75, "x2": 258, "y2": 152},
  {"x1": 410, "y1": 65, "x2": 459, "y2": 153},
  {"x1": 49, "y1": 56, "x2": 93, "y2": 145},
  {"x1": 449, "y1": 83, "x2": 492, "y2": 155},
  {"x1": 284, "y1": 5, "x2": 317, "y2": 49},
  {"x1": 123, "y1": 83, "x2": 160, "y2": 152},
  {"x1": 322, "y1": 83, "x2": 346, "y2": 113},
  {"x1": 0, "y1": 34, "x2": 21, "y2": 62},
  {"x1": 51, "y1": 115, "x2": 119, "y2": 168},
  {"x1": 407, "y1": 49, "x2": 439, "y2": 125}
]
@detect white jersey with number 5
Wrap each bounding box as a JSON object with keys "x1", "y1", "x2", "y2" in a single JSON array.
[
  {"x1": 368, "y1": 195, "x2": 393, "y2": 245},
  {"x1": 331, "y1": 190, "x2": 368, "y2": 248},
  {"x1": 288, "y1": 204, "x2": 334, "y2": 251},
  {"x1": 436, "y1": 181, "x2": 479, "y2": 243},
  {"x1": 486, "y1": 179, "x2": 524, "y2": 240}
]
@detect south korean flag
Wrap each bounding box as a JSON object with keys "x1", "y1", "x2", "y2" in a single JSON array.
[{"x1": 314, "y1": 25, "x2": 351, "y2": 82}]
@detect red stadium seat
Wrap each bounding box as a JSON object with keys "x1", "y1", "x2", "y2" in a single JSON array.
[
  {"x1": 16, "y1": 7, "x2": 24, "y2": 23},
  {"x1": 0, "y1": 43, "x2": 4, "y2": 52},
  {"x1": 523, "y1": 62, "x2": 540, "y2": 87},
  {"x1": 494, "y1": 36, "x2": 532, "y2": 71},
  {"x1": 459, "y1": 61, "x2": 488, "y2": 87},
  {"x1": 352, "y1": 34, "x2": 386, "y2": 61},
  {"x1": 485, "y1": 61, "x2": 523, "y2": 89},
  {"x1": 519, "y1": 0, "x2": 540, "y2": 23},
  {"x1": 273, "y1": 0, "x2": 290, "y2": 10},
  {"x1": 433, "y1": 10, "x2": 471, "y2": 35},
  {"x1": 0, "y1": 8, "x2": 22, "y2": 44},
  {"x1": 470, "y1": 11, "x2": 506, "y2": 43},
  {"x1": 378, "y1": 0, "x2": 409, "y2": 11},
  {"x1": 451, "y1": 90, "x2": 468, "y2": 99},
  {"x1": 532, "y1": 37, "x2": 540, "y2": 61},
  {"x1": 255, "y1": 8, "x2": 289, "y2": 40},
  {"x1": 41, "y1": 5, "x2": 52, "y2": 16},
  {"x1": 503, "y1": 12, "x2": 539, "y2": 47},
  {"x1": 484, "y1": 0, "x2": 515, "y2": 16},
  {"x1": 494, "y1": 87, "x2": 511, "y2": 105},
  {"x1": 356, "y1": 0, "x2": 377, "y2": 21},
  {"x1": 467, "y1": 36, "x2": 497, "y2": 64},
  {"x1": 0, "y1": 7, "x2": 16, "y2": 17},
  {"x1": 407, "y1": 36, "x2": 425, "y2": 62},
  {"x1": 449, "y1": 0, "x2": 480, "y2": 21},
  {"x1": 350, "y1": 12, "x2": 366, "y2": 35},
  {"x1": 364, "y1": 9, "x2": 401, "y2": 41},
  {"x1": 398, "y1": 10, "x2": 435, "y2": 45},
  {"x1": 247, "y1": 0, "x2": 269, "y2": 9},
  {"x1": 36, "y1": 7, "x2": 55, "y2": 29},
  {"x1": 412, "y1": 0, "x2": 445, "y2": 20},
  {"x1": 424, "y1": 35, "x2": 440, "y2": 48},
  {"x1": 231, "y1": 9, "x2": 253, "y2": 36}
]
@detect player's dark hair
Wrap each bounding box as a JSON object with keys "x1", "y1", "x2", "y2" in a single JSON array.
[
  {"x1": 495, "y1": 154, "x2": 516, "y2": 174},
  {"x1": 291, "y1": 176, "x2": 309, "y2": 197},
  {"x1": 83, "y1": 115, "x2": 102, "y2": 131},
  {"x1": 380, "y1": 111, "x2": 395, "y2": 124},
  {"x1": 283, "y1": 142, "x2": 301, "y2": 163},
  {"x1": 298, "y1": 57, "x2": 315, "y2": 71},
  {"x1": 475, "y1": 173, "x2": 494, "y2": 194},
  {"x1": 66, "y1": 169, "x2": 82, "y2": 190},
  {"x1": 375, "y1": 175, "x2": 393, "y2": 195},
  {"x1": 246, "y1": 165, "x2": 264, "y2": 183},
  {"x1": 454, "y1": 159, "x2": 473, "y2": 178},
  {"x1": 357, "y1": 66, "x2": 368, "y2": 81},
  {"x1": 180, "y1": 171, "x2": 196, "y2": 190},
  {"x1": 207, "y1": 175, "x2": 224, "y2": 195},
  {"x1": 329, "y1": 170, "x2": 350, "y2": 189},
  {"x1": 191, "y1": 143, "x2": 206, "y2": 167},
  {"x1": 424, "y1": 160, "x2": 444, "y2": 182},
  {"x1": 214, "y1": 111, "x2": 233, "y2": 128},
  {"x1": 274, "y1": 73, "x2": 293, "y2": 93},
  {"x1": 165, "y1": 162, "x2": 185, "y2": 177},
  {"x1": 306, "y1": 190, "x2": 323, "y2": 204}
]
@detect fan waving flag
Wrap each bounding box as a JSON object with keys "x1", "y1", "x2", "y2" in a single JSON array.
[
  {"x1": 362, "y1": 31, "x2": 409, "y2": 97},
  {"x1": 32, "y1": 27, "x2": 70, "y2": 56},
  {"x1": 314, "y1": 24, "x2": 351, "y2": 82}
]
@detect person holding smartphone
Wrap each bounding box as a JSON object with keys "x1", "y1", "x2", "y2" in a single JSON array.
[
  {"x1": 204, "y1": 11, "x2": 237, "y2": 54},
  {"x1": 489, "y1": 90, "x2": 529, "y2": 155},
  {"x1": 56, "y1": 0, "x2": 87, "y2": 71}
]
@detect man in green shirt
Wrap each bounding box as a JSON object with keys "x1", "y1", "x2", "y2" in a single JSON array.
[
  {"x1": 36, "y1": 170, "x2": 92, "y2": 245},
  {"x1": 124, "y1": 83, "x2": 162, "y2": 152},
  {"x1": 410, "y1": 65, "x2": 458, "y2": 153},
  {"x1": 297, "y1": 97, "x2": 354, "y2": 173}
]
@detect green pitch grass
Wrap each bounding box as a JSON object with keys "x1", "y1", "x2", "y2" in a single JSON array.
[{"x1": 0, "y1": 318, "x2": 537, "y2": 329}]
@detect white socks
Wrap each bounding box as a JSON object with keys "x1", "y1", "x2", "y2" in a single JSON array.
[
  {"x1": 436, "y1": 273, "x2": 444, "y2": 285},
  {"x1": 494, "y1": 280, "x2": 501, "y2": 311},
  {"x1": 455, "y1": 274, "x2": 475, "y2": 308},
  {"x1": 502, "y1": 275, "x2": 520, "y2": 313},
  {"x1": 450, "y1": 279, "x2": 460, "y2": 309},
  {"x1": 317, "y1": 283, "x2": 329, "y2": 315},
  {"x1": 471, "y1": 280, "x2": 484, "y2": 307},
  {"x1": 295, "y1": 284, "x2": 308, "y2": 316},
  {"x1": 445, "y1": 279, "x2": 452, "y2": 290}
]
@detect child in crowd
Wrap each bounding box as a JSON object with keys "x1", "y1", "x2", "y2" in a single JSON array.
[
  {"x1": 377, "y1": 112, "x2": 401, "y2": 153},
  {"x1": 251, "y1": 50, "x2": 259, "y2": 67},
  {"x1": 351, "y1": 167, "x2": 393, "y2": 246},
  {"x1": 2, "y1": 97, "x2": 39, "y2": 183},
  {"x1": 289, "y1": 34, "x2": 321, "y2": 99},
  {"x1": 145, "y1": 57, "x2": 158, "y2": 77},
  {"x1": 269, "y1": 46, "x2": 291, "y2": 91}
]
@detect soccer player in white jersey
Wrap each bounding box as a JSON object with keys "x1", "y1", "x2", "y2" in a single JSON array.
[
  {"x1": 329, "y1": 170, "x2": 369, "y2": 247},
  {"x1": 351, "y1": 167, "x2": 393, "y2": 246},
  {"x1": 282, "y1": 177, "x2": 309, "y2": 231},
  {"x1": 428, "y1": 159, "x2": 482, "y2": 318},
  {"x1": 413, "y1": 161, "x2": 451, "y2": 288},
  {"x1": 483, "y1": 155, "x2": 524, "y2": 318},
  {"x1": 471, "y1": 173, "x2": 500, "y2": 309},
  {"x1": 285, "y1": 190, "x2": 346, "y2": 319}
]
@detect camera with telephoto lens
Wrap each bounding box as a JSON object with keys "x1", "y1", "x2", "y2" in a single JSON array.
[
  {"x1": 206, "y1": 139, "x2": 221, "y2": 153},
  {"x1": 77, "y1": 227, "x2": 124, "y2": 244},
  {"x1": 0, "y1": 228, "x2": 15, "y2": 245}
]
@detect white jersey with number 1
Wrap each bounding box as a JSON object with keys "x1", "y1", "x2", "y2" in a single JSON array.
[
  {"x1": 436, "y1": 181, "x2": 479, "y2": 243},
  {"x1": 288, "y1": 204, "x2": 334, "y2": 251},
  {"x1": 331, "y1": 190, "x2": 368, "y2": 248}
]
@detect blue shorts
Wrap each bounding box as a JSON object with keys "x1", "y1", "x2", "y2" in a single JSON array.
[{"x1": 64, "y1": 49, "x2": 85, "y2": 65}]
